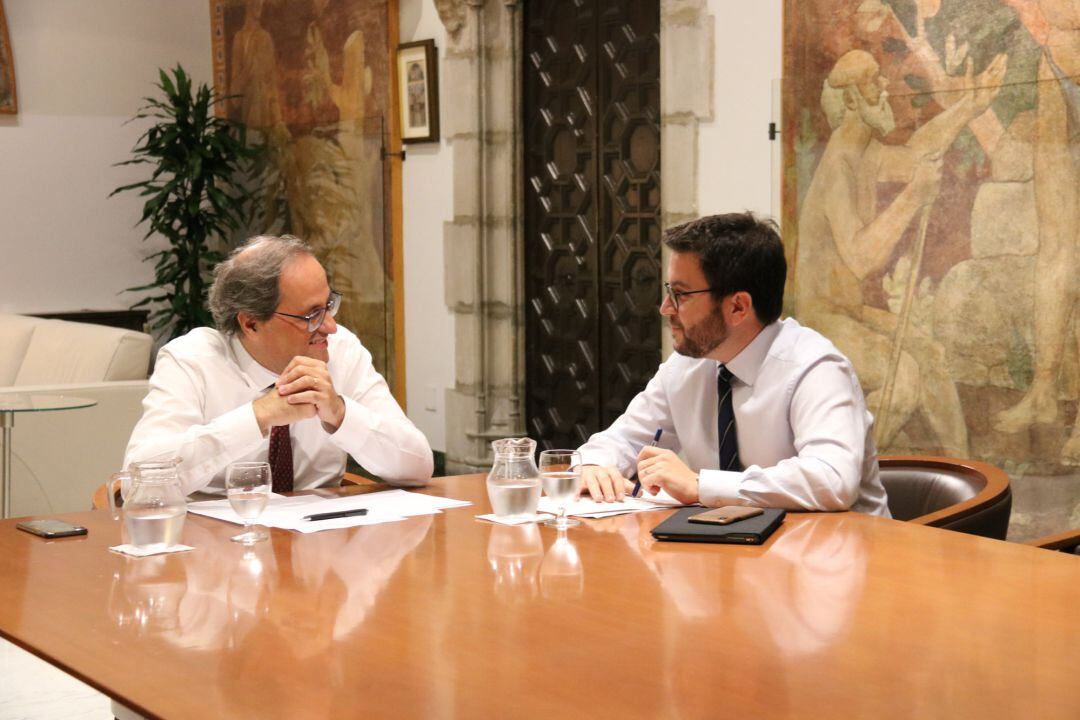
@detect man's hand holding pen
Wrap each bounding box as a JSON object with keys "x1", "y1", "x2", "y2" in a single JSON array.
[{"x1": 635, "y1": 446, "x2": 699, "y2": 504}]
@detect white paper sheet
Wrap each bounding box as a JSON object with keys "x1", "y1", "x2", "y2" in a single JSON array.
[
  {"x1": 188, "y1": 490, "x2": 472, "y2": 533},
  {"x1": 538, "y1": 487, "x2": 688, "y2": 518}
]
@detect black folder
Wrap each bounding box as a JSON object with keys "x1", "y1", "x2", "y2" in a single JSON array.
[{"x1": 650, "y1": 507, "x2": 786, "y2": 545}]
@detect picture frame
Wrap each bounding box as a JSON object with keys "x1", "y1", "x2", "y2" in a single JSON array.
[
  {"x1": 0, "y1": 0, "x2": 16, "y2": 114},
  {"x1": 397, "y1": 39, "x2": 439, "y2": 143}
]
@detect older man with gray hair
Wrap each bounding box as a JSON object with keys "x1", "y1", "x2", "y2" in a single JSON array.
[{"x1": 125, "y1": 235, "x2": 433, "y2": 496}]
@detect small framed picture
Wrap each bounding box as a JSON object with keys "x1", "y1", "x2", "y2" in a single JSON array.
[{"x1": 397, "y1": 39, "x2": 439, "y2": 143}]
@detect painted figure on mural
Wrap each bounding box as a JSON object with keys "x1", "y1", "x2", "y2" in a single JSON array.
[
  {"x1": 994, "y1": 0, "x2": 1080, "y2": 463},
  {"x1": 786, "y1": 0, "x2": 1080, "y2": 471},
  {"x1": 229, "y1": 0, "x2": 283, "y2": 132},
  {"x1": 288, "y1": 5, "x2": 381, "y2": 303},
  {"x1": 302, "y1": 0, "x2": 336, "y2": 119},
  {"x1": 335, "y1": 16, "x2": 375, "y2": 127},
  {"x1": 795, "y1": 41, "x2": 1006, "y2": 455},
  {"x1": 215, "y1": 0, "x2": 393, "y2": 377}
]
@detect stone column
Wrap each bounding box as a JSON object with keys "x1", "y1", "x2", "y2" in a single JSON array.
[
  {"x1": 658, "y1": 0, "x2": 713, "y2": 357},
  {"x1": 440, "y1": 0, "x2": 524, "y2": 472}
]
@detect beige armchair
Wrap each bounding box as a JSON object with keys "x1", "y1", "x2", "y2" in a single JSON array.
[{"x1": 0, "y1": 314, "x2": 151, "y2": 516}]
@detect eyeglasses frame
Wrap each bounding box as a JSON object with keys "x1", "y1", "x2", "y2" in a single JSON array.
[
  {"x1": 273, "y1": 290, "x2": 343, "y2": 332},
  {"x1": 663, "y1": 282, "x2": 720, "y2": 311}
]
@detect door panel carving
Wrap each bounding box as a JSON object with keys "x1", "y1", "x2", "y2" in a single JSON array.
[{"x1": 525, "y1": 0, "x2": 661, "y2": 449}]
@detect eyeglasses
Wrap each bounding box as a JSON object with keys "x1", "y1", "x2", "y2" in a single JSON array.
[
  {"x1": 663, "y1": 282, "x2": 718, "y2": 311},
  {"x1": 274, "y1": 290, "x2": 342, "y2": 332}
]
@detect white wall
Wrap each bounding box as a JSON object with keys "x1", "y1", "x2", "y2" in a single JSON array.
[
  {"x1": 399, "y1": 0, "x2": 454, "y2": 453},
  {"x1": 0, "y1": 0, "x2": 212, "y2": 314},
  {"x1": 698, "y1": 0, "x2": 783, "y2": 219}
]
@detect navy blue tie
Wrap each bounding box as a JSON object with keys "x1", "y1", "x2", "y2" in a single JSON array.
[{"x1": 717, "y1": 365, "x2": 742, "y2": 471}]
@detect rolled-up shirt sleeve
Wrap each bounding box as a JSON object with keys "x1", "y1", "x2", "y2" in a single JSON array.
[
  {"x1": 698, "y1": 358, "x2": 866, "y2": 511},
  {"x1": 328, "y1": 340, "x2": 433, "y2": 486},
  {"x1": 577, "y1": 365, "x2": 678, "y2": 477}
]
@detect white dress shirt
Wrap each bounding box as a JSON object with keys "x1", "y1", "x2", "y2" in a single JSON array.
[
  {"x1": 124, "y1": 326, "x2": 433, "y2": 495},
  {"x1": 578, "y1": 318, "x2": 890, "y2": 516}
]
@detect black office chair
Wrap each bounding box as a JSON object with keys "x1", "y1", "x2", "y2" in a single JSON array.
[{"x1": 878, "y1": 456, "x2": 1012, "y2": 540}]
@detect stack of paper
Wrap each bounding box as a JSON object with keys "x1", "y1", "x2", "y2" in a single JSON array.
[
  {"x1": 537, "y1": 488, "x2": 688, "y2": 519},
  {"x1": 188, "y1": 490, "x2": 471, "y2": 534}
]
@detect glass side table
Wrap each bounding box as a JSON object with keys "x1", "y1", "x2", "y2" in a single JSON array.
[{"x1": 0, "y1": 393, "x2": 97, "y2": 518}]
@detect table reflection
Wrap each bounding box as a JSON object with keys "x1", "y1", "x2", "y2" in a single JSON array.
[
  {"x1": 539, "y1": 529, "x2": 584, "y2": 600},
  {"x1": 215, "y1": 516, "x2": 434, "y2": 715},
  {"x1": 628, "y1": 514, "x2": 868, "y2": 655},
  {"x1": 486, "y1": 523, "x2": 587, "y2": 603},
  {"x1": 487, "y1": 524, "x2": 544, "y2": 603},
  {"x1": 106, "y1": 516, "x2": 433, "y2": 654},
  {"x1": 108, "y1": 553, "x2": 189, "y2": 637}
]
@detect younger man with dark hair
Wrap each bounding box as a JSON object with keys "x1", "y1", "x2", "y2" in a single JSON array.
[{"x1": 577, "y1": 212, "x2": 890, "y2": 516}]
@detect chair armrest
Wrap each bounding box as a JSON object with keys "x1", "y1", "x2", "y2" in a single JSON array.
[
  {"x1": 879, "y1": 455, "x2": 1011, "y2": 527},
  {"x1": 343, "y1": 472, "x2": 380, "y2": 487},
  {"x1": 1025, "y1": 528, "x2": 1080, "y2": 553}
]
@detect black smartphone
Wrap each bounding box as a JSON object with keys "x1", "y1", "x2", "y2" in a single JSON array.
[{"x1": 16, "y1": 519, "x2": 89, "y2": 538}]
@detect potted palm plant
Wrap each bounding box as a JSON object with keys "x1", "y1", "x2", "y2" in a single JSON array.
[{"x1": 112, "y1": 65, "x2": 258, "y2": 339}]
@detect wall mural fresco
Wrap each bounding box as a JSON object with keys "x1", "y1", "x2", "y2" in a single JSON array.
[
  {"x1": 1, "y1": 0, "x2": 16, "y2": 114},
  {"x1": 783, "y1": 0, "x2": 1078, "y2": 474},
  {"x1": 210, "y1": 0, "x2": 397, "y2": 387}
]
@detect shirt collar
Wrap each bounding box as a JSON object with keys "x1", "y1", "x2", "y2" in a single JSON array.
[
  {"x1": 229, "y1": 334, "x2": 280, "y2": 390},
  {"x1": 723, "y1": 320, "x2": 781, "y2": 387}
]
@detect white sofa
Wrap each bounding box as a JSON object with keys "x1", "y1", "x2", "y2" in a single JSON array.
[{"x1": 0, "y1": 314, "x2": 152, "y2": 517}]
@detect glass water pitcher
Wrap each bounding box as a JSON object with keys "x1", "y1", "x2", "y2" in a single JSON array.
[
  {"x1": 109, "y1": 459, "x2": 187, "y2": 550},
  {"x1": 487, "y1": 437, "x2": 541, "y2": 519}
]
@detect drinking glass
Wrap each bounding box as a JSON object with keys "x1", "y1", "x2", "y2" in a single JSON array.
[
  {"x1": 539, "y1": 449, "x2": 581, "y2": 529},
  {"x1": 226, "y1": 462, "x2": 271, "y2": 544}
]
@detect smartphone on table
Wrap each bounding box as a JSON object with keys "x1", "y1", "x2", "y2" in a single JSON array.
[
  {"x1": 16, "y1": 519, "x2": 89, "y2": 538},
  {"x1": 687, "y1": 506, "x2": 764, "y2": 525}
]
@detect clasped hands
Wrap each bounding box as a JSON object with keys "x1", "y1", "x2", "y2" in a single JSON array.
[
  {"x1": 253, "y1": 356, "x2": 345, "y2": 435},
  {"x1": 580, "y1": 446, "x2": 700, "y2": 504}
]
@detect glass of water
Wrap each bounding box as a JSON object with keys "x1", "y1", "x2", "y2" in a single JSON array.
[
  {"x1": 539, "y1": 449, "x2": 581, "y2": 529},
  {"x1": 226, "y1": 462, "x2": 271, "y2": 544}
]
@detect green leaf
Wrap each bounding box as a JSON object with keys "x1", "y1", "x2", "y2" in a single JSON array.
[{"x1": 112, "y1": 63, "x2": 260, "y2": 340}]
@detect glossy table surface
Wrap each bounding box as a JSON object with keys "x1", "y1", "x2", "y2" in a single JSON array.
[{"x1": 0, "y1": 475, "x2": 1077, "y2": 719}]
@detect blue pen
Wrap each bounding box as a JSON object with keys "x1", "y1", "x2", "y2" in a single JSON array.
[{"x1": 633, "y1": 428, "x2": 664, "y2": 498}]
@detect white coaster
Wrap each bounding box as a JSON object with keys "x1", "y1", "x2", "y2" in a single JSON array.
[
  {"x1": 109, "y1": 544, "x2": 195, "y2": 557},
  {"x1": 475, "y1": 513, "x2": 548, "y2": 526}
]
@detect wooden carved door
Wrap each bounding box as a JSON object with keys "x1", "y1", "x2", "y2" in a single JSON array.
[{"x1": 524, "y1": 0, "x2": 661, "y2": 450}]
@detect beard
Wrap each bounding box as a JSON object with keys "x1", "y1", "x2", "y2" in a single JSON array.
[
  {"x1": 670, "y1": 307, "x2": 729, "y2": 358},
  {"x1": 855, "y1": 88, "x2": 896, "y2": 137}
]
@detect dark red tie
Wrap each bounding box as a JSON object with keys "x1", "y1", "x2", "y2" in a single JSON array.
[{"x1": 268, "y1": 425, "x2": 294, "y2": 493}]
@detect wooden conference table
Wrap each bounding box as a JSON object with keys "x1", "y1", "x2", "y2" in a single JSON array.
[{"x1": 0, "y1": 474, "x2": 1077, "y2": 719}]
